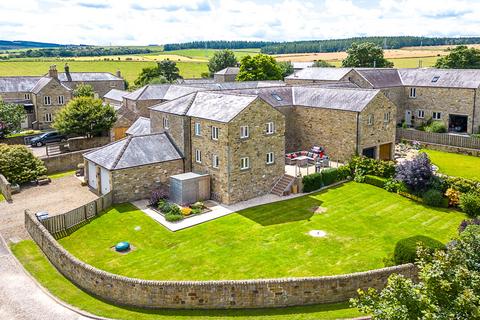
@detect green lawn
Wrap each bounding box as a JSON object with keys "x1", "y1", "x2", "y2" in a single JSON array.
[
  {"x1": 421, "y1": 149, "x2": 480, "y2": 180},
  {"x1": 11, "y1": 240, "x2": 361, "y2": 320},
  {"x1": 48, "y1": 170, "x2": 76, "y2": 180},
  {"x1": 0, "y1": 60, "x2": 208, "y2": 83},
  {"x1": 59, "y1": 182, "x2": 464, "y2": 281}
]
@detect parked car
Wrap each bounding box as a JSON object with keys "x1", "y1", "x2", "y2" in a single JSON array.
[{"x1": 30, "y1": 131, "x2": 67, "y2": 147}]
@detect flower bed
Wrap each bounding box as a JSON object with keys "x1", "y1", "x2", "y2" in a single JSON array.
[{"x1": 149, "y1": 200, "x2": 211, "y2": 222}]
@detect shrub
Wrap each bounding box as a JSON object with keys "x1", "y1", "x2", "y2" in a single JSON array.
[
  {"x1": 191, "y1": 208, "x2": 202, "y2": 215},
  {"x1": 0, "y1": 144, "x2": 46, "y2": 184},
  {"x1": 459, "y1": 192, "x2": 480, "y2": 218},
  {"x1": 364, "y1": 175, "x2": 387, "y2": 188},
  {"x1": 168, "y1": 205, "x2": 182, "y2": 216},
  {"x1": 149, "y1": 188, "x2": 169, "y2": 206},
  {"x1": 302, "y1": 173, "x2": 323, "y2": 192},
  {"x1": 424, "y1": 121, "x2": 447, "y2": 133},
  {"x1": 165, "y1": 213, "x2": 183, "y2": 222},
  {"x1": 384, "y1": 178, "x2": 404, "y2": 193},
  {"x1": 191, "y1": 201, "x2": 204, "y2": 209},
  {"x1": 445, "y1": 176, "x2": 480, "y2": 194},
  {"x1": 395, "y1": 152, "x2": 433, "y2": 193},
  {"x1": 336, "y1": 165, "x2": 351, "y2": 181},
  {"x1": 445, "y1": 188, "x2": 460, "y2": 207},
  {"x1": 394, "y1": 235, "x2": 445, "y2": 264},
  {"x1": 348, "y1": 156, "x2": 395, "y2": 178},
  {"x1": 458, "y1": 218, "x2": 480, "y2": 233},
  {"x1": 158, "y1": 201, "x2": 173, "y2": 213},
  {"x1": 322, "y1": 168, "x2": 338, "y2": 186},
  {"x1": 422, "y1": 189, "x2": 447, "y2": 207}
]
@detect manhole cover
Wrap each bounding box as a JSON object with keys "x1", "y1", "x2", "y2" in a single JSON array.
[{"x1": 308, "y1": 230, "x2": 327, "y2": 237}]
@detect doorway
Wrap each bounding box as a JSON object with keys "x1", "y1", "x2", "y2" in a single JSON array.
[
  {"x1": 362, "y1": 147, "x2": 376, "y2": 159},
  {"x1": 379, "y1": 143, "x2": 392, "y2": 160},
  {"x1": 405, "y1": 110, "x2": 412, "y2": 126},
  {"x1": 449, "y1": 114, "x2": 468, "y2": 133}
]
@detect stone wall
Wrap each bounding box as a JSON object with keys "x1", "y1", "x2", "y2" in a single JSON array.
[
  {"x1": 125, "y1": 98, "x2": 163, "y2": 118},
  {"x1": 67, "y1": 136, "x2": 110, "y2": 151},
  {"x1": 111, "y1": 160, "x2": 184, "y2": 203},
  {"x1": 25, "y1": 210, "x2": 417, "y2": 309},
  {"x1": 33, "y1": 78, "x2": 72, "y2": 130},
  {"x1": 474, "y1": 88, "x2": 480, "y2": 134},
  {"x1": 0, "y1": 174, "x2": 12, "y2": 202},
  {"x1": 41, "y1": 149, "x2": 89, "y2": 174}
]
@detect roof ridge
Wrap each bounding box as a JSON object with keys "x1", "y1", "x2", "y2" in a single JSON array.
[{"x1": 111, "y1": 136, "x2": 133, "y2": 169}]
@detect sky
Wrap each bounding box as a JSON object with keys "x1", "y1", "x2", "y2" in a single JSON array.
[{"x1": 0, "y1": 0, "x2": 479, "y2": 45}]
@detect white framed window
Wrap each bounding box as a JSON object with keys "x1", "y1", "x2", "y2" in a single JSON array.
[
  {"x1": 44, "y1": 113, "x2": 53, "y2": 122},
  {"x1": 367, "y1": 114, "x2": 374, "y2": 126},
  {"x1": 195, "y1": 149, "x2": 202, "y2": 163},
  {"x1": 240, "y1": 125, "x2": 249, "y2": 139},
  {"x1": 44, "y1": 96, "x2": 51, "y2": 105},
  {"x1": 212, "y1": 154, "x2": 219, "y2": 168},
  {"x1": 240, "y1": 157, "x2": 250, "y2": 170},
  {"x1": 433, "y1": 112, "x2": 442, "y2": 120},
  {"x1": 417, "y1": 110, "x2": 425, "y2": 118},
  {"x1": 409, "y1": 87, "x2": 416, "y2": 98},
  {"x1": 58, "y1": 95, "x2": 65, "y2": 105},
  {"x1": 266, "y1": 122, "x2": 275, "y2": 134},
  {"x1": 24, "y1": 93, "x2": 31, "y2": 100},
  {"x1": 194, "y1": 122, "x2": 201, "y2": 136},
  {"x1": 266, "y1": 152, "x2": 274, "y2": 164},
  {"x1": 163, "y1": 116, "x2": 169, "y2": 129},
  {"x1": 383, "y1": 111, "x2": 390, "y2": 123},
  {"x1": 211, "y1": 126, "x2": 219, "y2": 140}
]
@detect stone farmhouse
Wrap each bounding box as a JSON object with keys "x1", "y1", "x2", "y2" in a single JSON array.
[
  {"x1": 286, "y1": 67, "x2": 480, "y2": 134},
  {"x1": 0, "y1": 65, "x2": 125, "y2": 129}
]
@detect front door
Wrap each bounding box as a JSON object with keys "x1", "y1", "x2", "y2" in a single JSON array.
[
  {"x1": 405, "y1": 110, "x2": 412, "y2": 126},
  {"x1": 88, "y1": 161, "x2": 97, "y2": 190}
]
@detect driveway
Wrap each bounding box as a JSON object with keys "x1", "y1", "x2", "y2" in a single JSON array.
[{"x1": 0, "y1": 175, "x2": 97, "y2": 242}]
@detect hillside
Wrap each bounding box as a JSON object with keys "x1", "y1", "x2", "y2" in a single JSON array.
[{"x1": 0, "y1": 40, "x2": 65, "y2": 50}]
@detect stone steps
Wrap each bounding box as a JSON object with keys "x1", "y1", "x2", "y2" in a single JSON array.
[{"x1": 271, "y1": 174, "x2": 296, "y2": 196}]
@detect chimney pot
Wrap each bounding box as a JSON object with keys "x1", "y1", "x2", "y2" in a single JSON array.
[
  {"x1": 116, "y1": 70, "x2": 122, "y2": 78},
  {"x1": 64, "y1": 63, "x2": 70, "y2": 74},
  {"x1": 48, "y1": 65, "x2": 58, "y2": 79}
]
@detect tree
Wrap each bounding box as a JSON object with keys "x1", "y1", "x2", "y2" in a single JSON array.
[
  {"x1": 435, "y1": 45, "x2": 480, "y2": 69},
  {"x1": 207, "y1": 49, "x2": 238, "y2": 76},
  {"x1": 313, "y1": 60, "x2": 335, "y2": 68},
  {"x1": 237, "y1": 54, "x2": 283, "y2": 81},
  {"x1": 342, "y1": 42, "x2": 394, "y2": 68},
  {"x1": 72, "y1": 84, "x2": 95, "y2": 98},
  {"x1": 0, "y1": 144, "x2": 46, "y2": 184},
  {"x1": 277, "y1": 61, "x2": 294, "y2": 78},
  {"x1": 53, "y1": 97, "x2": 117, "y2": 137},
  {"x1": 351, "y1": 225, "x2": 480, "y2": 319},
  {"x1": 148, "y1": 76, "x2": 169, "y2": 84},
  {"x1": 0, "y1": 100, "x2": 26, "y2": 137},
  {"x1": 134, "y1": 59, "x2": 181, "y2": 86}
]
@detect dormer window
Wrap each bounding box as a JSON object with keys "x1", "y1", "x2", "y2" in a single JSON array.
[{"x1": 431, "y1": 76, "x2": 440, "y2": 83}]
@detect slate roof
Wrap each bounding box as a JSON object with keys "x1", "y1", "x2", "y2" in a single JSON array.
[
  {"x1": 0, "y1": 76, "x2": 42, "y2": 92},
  {"x1": 104, "y1": 89, "x2": 128, "y2": 102},
  {"x1": 58, "y1": 72, "x2": 121, "y2": 82},
  {"x1": 125, "y1": 117, "x2": 151, "y2": 136},
  {"x1": 185, "y1": 81, "x2": 286, "y2": 91},
  {"x1": 398, "y1": 68, "x2": 480, "y2": 89},
  {"x1": 286, "y1": 67, "x2": 352, "y2": 81},
  {"x1": 150, "y1": 92, "x2": 197, "y2": 115},
  {"x1": 124, "y1": 84, "x2": 207, "y2": 101},
  {"x1": 214, "y1": 67, "x2": 240, "y2": 75},
  {"x1": 225, "y1": 87, "x2": 293, "y2": 107},
  {"x1": 30, "y1": 77, "x2": 72, "y2": 94},
  {"x1": 292, "y1": 87, "x2": 380, "y2": 112},
  {"x1": 356, "y1": 68, "x2": 403, "y2": 88},
  {"x1": 84, "y1": 133, "x2": 182, "y2": 170}
]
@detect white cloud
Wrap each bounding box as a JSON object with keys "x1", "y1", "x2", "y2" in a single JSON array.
[{"x1": 0, "y1": 0, "x2": 478, "y2": 45}]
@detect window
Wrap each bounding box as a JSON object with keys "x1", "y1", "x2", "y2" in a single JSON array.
[
  {"x1": 44, "y1": 96, "x2": 51, "y2": 105},
  {"x1": 271, "y1": 93, "x2": 282, "y2": 101},
  {"x1": 211, "y1": 126, "x2": 219, "y2": 140},
  {"x1": 212, "y1": 154, "x2": 219, "y2": 168},
  {"x1": 383, "y1": 112, "x2": 390, "y2": 123},
  {"x1": 195, "y1": 149, "x2": 202, "y2": 163},
  {"x1": 266, "y1": 152, "x2": 274, "y2": 164},
  {"x1": 44, "y1": 113, "x2": 53, "y2": 122},
  {"x1": 24, "y1": 93, "x2": 31, "y2": 100},
  {"x1": 194, "y1": 122, "x2": 201, "y2": 136},
  {"x1": 367, "y1": 114, "x2": 374, "y2": 126},
  {"x1": 417, "y1": 110, "x2": 425, "y2": 118},
  {"x1": 266, "y1": 122, "x2": 275, "y2": 134},
  {"x1": 433, "y1": 112, "x2": 442, "y2": 120},
  {"x1": 163, "y1": 116, "x2": 169, "y2": 129},
  {"x1": 431, "y1": 76, "x2": 440, "y2": 83},
  {"x1": 409, "y1": 87, "x2": 416, "y2": 98},
  {"x1": 240, "y1": 125, "x2": 249, "y2": 139},
  {"x1": 58, "y1": 95, "x2": 65, "y2": 105},
  {"x1": 240, "y1": 157, "x2": 250, "y2": 170}
]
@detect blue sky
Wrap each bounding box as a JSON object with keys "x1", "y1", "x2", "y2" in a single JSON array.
[{"x1": 0, "y1": 0, "x2": 478, "y2": 45}]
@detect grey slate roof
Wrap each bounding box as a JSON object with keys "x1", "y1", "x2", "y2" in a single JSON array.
[
  {"x1": 30, "y1": 77, "x2": 71, "y2": 94},
  {"x1": 104, "y1": 89, "x2": 128, "y2": 102},
  {"x1": 125, "y1": 117, "x2": 151, "y2": 136},
  {"x1": 398, "y1": 68, "x2": 480, "y2": 89},
  {"x1": 292, "y1": 87, "x2": 380, "y2": 112},
  {"x1": 0, "y1": 76, "x2": 42, "y2": 92},
  {"x1": 84, "y1": 133, "x2": 182, "y2": 170},
  {"x1": 185, "y1": 81, "x2": 286, "y2": 91},
  {"x1": 58, "y1": 72, "x2": 121, "y2": 82},
  {"x1": 286, "y1": 67, "x2": 352, "y2": 81},
  {"x1": 225, "y1": 87, "x2": 293, "y2": 107},
  {"x1": 214, "y1": 67, "x2": 240, "y2": 75},
  {"x1": 356, "y1": 68, "x2": 403, "y2": 88},
  {"x1": 150, "y1": 92, "x2": 197, "y2": 115},
  {"x1": 124, "y1": 84, "x2": 207, "y2": 101}
]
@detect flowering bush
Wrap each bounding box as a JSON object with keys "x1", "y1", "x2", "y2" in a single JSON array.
[
  {"x1": 458, "y1": 218, "x2": 480, "y2": 233},
  {"x1": 445, "y1": 188, "x2": 460, "y2": 207},
  {"x1": 149, "y1": 187, "x2": 169, "y2": 206},
  {"x1": 395, "y1": 152, "x2": 433, "y2": 193},
  {"x1": 181, "y1": 207, "x2": 192, "y2": 216}
]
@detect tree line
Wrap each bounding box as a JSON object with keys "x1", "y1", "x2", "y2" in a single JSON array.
[
  {"x1": 6, "y1": 46, "x2": 152, "y2": 58},
  {"x1": 163, "y1": 40, "x2": 276, "y2": 51}
]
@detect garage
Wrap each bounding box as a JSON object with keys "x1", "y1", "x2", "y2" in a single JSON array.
[{"x1": 379, "y1": 143, "x2": 393, "y2": 161}]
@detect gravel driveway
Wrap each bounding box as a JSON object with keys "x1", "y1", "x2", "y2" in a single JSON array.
[{"x1": 0, "y1": 175, "x2": 97, "y2": 242}]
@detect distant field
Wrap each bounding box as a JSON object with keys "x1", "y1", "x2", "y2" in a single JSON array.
[
  {"x1": 328, "y1": 56, "x2": 439, "y2": 68},
  {"x1": 0, "y1": 60, "x2": 208, "y2": 83}
]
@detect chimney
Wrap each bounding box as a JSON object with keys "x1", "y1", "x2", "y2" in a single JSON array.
[
  {"x1": 64, "y1": 63, "x2": 72, "y2": 81},
  {"x1": 48, "y1": 65, "x2": 58, "y2": 79},
  {"x1": 116, "y1": 70, "x2": 122, "y2": 78}
]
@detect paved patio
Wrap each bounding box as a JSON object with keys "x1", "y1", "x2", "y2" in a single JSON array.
[{"x1": 285, "y1": 160, "x2": 343, "y2": 177}]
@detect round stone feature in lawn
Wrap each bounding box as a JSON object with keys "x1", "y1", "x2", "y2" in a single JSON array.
[{"x1": 308, "y1": 230, "x2": 327, "y2": 238}]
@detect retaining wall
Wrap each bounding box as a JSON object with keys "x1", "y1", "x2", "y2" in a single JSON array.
[
  {"x1": 41, "y1": 149, "x2": 93, "y2": 174},
  {"x1": 25, "y1": 211, "x2": 417, "y2": 309},
  {"x1": 0, "y1": 174, "x2": 12, "y2": 201}
]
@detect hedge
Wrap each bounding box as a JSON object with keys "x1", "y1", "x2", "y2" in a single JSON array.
[
  {"x1": 302, "y1": 167, "x2": 343, "y2": 193},
  {"x1": 347, "y1": 156, "x2": 395, "y2": 178},
  {"x1": 364, "y1": 175, "x2": 388, "y2": 188},
  {"x1": 394, "y1": 235, "x2": 445, "y2": 264}
]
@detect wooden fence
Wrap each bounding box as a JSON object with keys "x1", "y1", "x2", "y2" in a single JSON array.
[
  {"x1": 397, "y1": 128, "x2": 480, "y2": 150},
  {"x1": 40, "y1": 192, "x2": 112, "y2": 237}
]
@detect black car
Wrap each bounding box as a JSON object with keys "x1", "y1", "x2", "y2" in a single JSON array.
[{"x1": 30, "y1": 131, "x2": 67, "y2": 147}]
